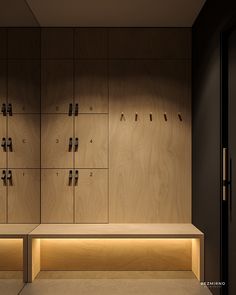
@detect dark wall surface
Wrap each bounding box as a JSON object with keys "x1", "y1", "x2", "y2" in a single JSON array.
[{"x1": 192, "y1": 1, "x2": 236, "y2": 294}]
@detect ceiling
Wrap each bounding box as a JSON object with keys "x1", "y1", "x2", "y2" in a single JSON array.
[{"x1": 0, "y1": 0, "x2": 206, "y2": 27}]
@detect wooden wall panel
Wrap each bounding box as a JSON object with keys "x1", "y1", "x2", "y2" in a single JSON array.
[
  {"x1": 75, "y1": 169, "x2": 108, "y2": 223},
  {"x1": 0, "y1": 29, "x2": 7, "y2": 59},
  {"x1": 0, "y1": 168, "x2": 6, "y2": 223},
  {"x1": 41, "y1": 28, "x2": 74, "y2": 59},
  {"x1": 109, "y1": 28, "x2": 191, "y2": 59},
  {"x1": 8, "y1": 169, "x2": 40, "y2": 223},
  {"x1": 74, "y1": 28, "x2": 108, "y2": 59},
  {"x1": 41, "y1": 169, "x2": 73, "y2": 223},
  {"x1": 109, "y1": 60, "x2": 191, "y2": 223},
  {"x1": 8, "y1": 115, "x2": 40, "y2": 168},
  {"x1": 41, "y1": 60, "x2": 73, "y2": 114},
  {"x1": 40, "y1": 238, "x2": 192, "y2": 271},
  {"x1": 0, "y1": 116, "x2": 6, "y2": 169},
  {"x1": 8, "y1": 60, "x2": 40, "y2": 114},
  {"x1": 75, "y1": 60, "x2": 108, "y2": 113},
  {"x1": 8, "y1": 28, "x2": 40, "y2": 59},
  {"x1": 0, "y1": 60, "x2": 7, "y2": 117},
  {"x1": 74, "y1": 114, "x2": 108, "y2": 168},
  {"x1": 41, "y1": 115, "x2": 73, "y2": 168},
  {"x1": 0, "y1": 239, "x2": 22, "y2": 270}
]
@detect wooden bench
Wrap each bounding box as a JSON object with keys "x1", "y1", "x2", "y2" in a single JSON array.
[
  {"x1": 0, "y1": 224, "x2": 38, "y2": 282},
  {"x1": 28, "y1": 223, "x2": 204, "y2": 282}
]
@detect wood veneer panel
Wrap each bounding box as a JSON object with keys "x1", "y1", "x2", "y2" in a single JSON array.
[
  {"x1": 41, "y1": 169, "x2": 73, "y2": 223},
  {"x1": 75, "y1": 60, "x2": 108, "y2": 113},
  {"x1": 0, "y1": 116, "x2": 6, "y2": 169},
  {"x1": 0, "y1": 166, "x2": 6, "y2": 223},
  {"x1": 109, "y1": 60, "x2": 191, "y2": 223},
  {"x1": 41, "y1": 114, "x2": 73, "y2": 168},
  {"x1": 41, "y1": 60, "x2": 73, "y2": 114},
  {"x1": 0, "y1": 60, "x2": 7, "y2": 115},
  {"x1": 75, "y1": 28, "x2": 108, "y2": 59},
  {"x1": 41, "y1": 28, "x2": 74, "y2": 59},
  {"x1": 109, "y1": 28, "x2": 191, "y2": 59},
  {"x1": 8, "y1": 169, "x2": 40, "y2": 223},
  {"x1": 75, "y1": 169, "x2": 108, "y2": 223},
  {"x1": 0, "y1": 239, "x2": 22, "y2": 270},
  {"x1": 74, "y1": 114, "x2": 108, "y2": 168},
  {"x1": 0, "y1": 29, "x2": 7, "y2": 58},
  {"x1": 8, "y1": 60, "x2": 40, "y2": 114},
  {"x1": 8, "y1": 115, "x2": 40, "y2": 168},
  {"x1": 8, "y1": 28, "x2": 40, "y2": 59}
]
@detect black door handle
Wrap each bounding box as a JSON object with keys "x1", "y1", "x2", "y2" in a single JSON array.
[
  {"x1": 68, "y1": 137, "x2": 73, "y2": 152},
  {"x1": 1, "y1": 103, "x2": 6, "y2": 116},
  {"x1": 74, "y1": 170, "x2": 79, "y2": 186},
  {"x1": 7, "y1": 170, "x2": 12, "y2": 185},
  {"x1": 69, "y1": 103, "x2": 73, "y2": 116},
  {"x1": 69, "y1": 170, "x2": 73, "y2": 185},
  {"x1": 7, "y1": 103, "x2": 12, "y2": 116},
  {"x1": 74, "y1": 137, "x2": 79, "y2": 152},
  {"x1": 1, "y1": 170, "x2": 6, "y2": 183},
  {"x1": 75, "y1": 103, "x2": 79, "y2": 116},
  {"x1": 7, "y1": 137, "x2": 12, "y2": 152},
  {"x1": 1, "y1": 138, "x2": 6, "y2": 151}
]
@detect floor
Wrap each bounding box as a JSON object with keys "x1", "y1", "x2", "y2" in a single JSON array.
[{"x1": 0, "y1": 271, "x2": 213, "y2": 295}]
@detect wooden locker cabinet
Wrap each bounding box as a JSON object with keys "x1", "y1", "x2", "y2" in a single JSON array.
[
  {"x1": 74, "y1": 114, "x2": 108, "y2": 168},
  {"x1": 8, "y1": 169, "x2": 40, "y2": 223},
  {"x1": 41, "y1": 114, "x2": 73, "y2": 168},
  {"x1": 0, "y1": 169, "x2": 6, "y2": 223},
  {"x1": 75, "y1": 169, "x2": 108, "y2": 223},
  {"x1": 0, "y1": 116, "x2": 7, "y2": 168},
  {"x1": 8, "y1": 60, "x2": 40, "y2": 114},
  {"x1": 41, "y1": 60, "x2": 73, "y2": 114},
  {"x1": 41, "y1": 169, "x2": 74, "y2": 223},
  {"x1": 75, "y1": 61, "x2": 108, "y2": 113},
  {"x1": 0, "y1": 60, "x2": 7, "y2": 114},
  {"x1": 8, "y1": 115, "x2": 40, "y2": 168}
]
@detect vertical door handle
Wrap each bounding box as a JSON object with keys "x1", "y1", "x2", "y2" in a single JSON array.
[
  {"x1": 69, "y1": 170, "x2": 73, "y2": 185},
  {"x1": 1, "y1": 170, "x2": 6, "y2": 185},
  {"x1": 7, "y1": 137, "x2": 13, "y2": 152},
  {"x1": 75, "y1": 103, "x2": 79, "y2": 116},
  {"x1": 68, "y1": 137, "x2": 73, "y2": 151},
  {"x1": 74, "y1": 170, "x2": 79, "y2": 186},
  {"x1": 74, "y1": 137, "x2": 79, "y2": 152},
  {"x1": 1, "y1": 103, "x2": 6, "y2": 116},
  {"x1": 1, "y1": 138, "x2": 6, "y2": 151},
  {"x1": 7, "y1": 103, "x2": 12, "y2": 116},
  {"x1": 7, "y1": 170, "x2": 12, "y2": 185},
  {"x1": 69, "y1": 103, "x2": 73, "y2": 116}
]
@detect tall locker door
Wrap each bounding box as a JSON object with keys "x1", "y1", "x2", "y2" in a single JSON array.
[
  {"x1": 41, "y1": 115, "x2": 73, "y2": 168},
  {"x1": 41, "y1": 169, "x2": 73, "y2": 223},
  {"x1": 8, "y1": 169, "x2": 40, "y2": 223},
  {"x1": 0, "y1": 60, "x2": 7, "y2": 116},
  {"x1": 8, "y1": 60, "x2": 40, "y2": 114},
  {"x1": 0, "y1": 116, "x2": 6, "y2": 169},
  {"x1": 75, "y1": 169, "x2": 108, "y2": 223},
  {"x1": 0, "y1": 169, "x2": 7, "y2": 223},
  {"x1": 74, "y1": 115, "x2": 108, "y2": 168},
  {"x1": 8, "y1": 115, "x2": 40, "y2": 168},
  {"x1": 74, "y1": 61, "x2": 108, "y2": 113},
  {"x1": 41, "y1": 60, "x2": 73, "y2": 114}
]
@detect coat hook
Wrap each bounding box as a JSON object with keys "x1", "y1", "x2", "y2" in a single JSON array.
[
  {"x1": 164, "y1": 113, "x2": 167, "y2": 121},
  {"x1": 150, "y1": 113, "x2": 153, "y2": 121},
  {"x1": 178, "y1": 113, "x2": 183, "y2": 121},
  {"x1": 135, "y1": 112, "x2": 138, "y2": 121},
  {"x1": 120, "y1": 112, "x2": 125, "y2": 121}
]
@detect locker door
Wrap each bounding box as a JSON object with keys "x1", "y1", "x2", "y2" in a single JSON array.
[
  {"x1": 8, "y1": 115, "x2": 40, "y2": 168},
  {"x1": 0, "y1": 169, "x2": 7, "y2": 223},
  {"x1": 41, "y1": 115, "x2": 73, "y2": 168},
  {"x1": 0, "y1": 60, "x2": 7, "y2": 113},
  {"x1": 75, "y1": 169, "x2": 108, "y2": 223},
  {"x1": 8, "y1": 169, "x2": 40, "y2": 223},
  {"x1": 8, "y1": 60, "x2": 40, "y2": 114},
  {"x1": 41, "y1": 60, "x2": 73, "y2": 114},
  {"x1": 74, "y1": 114, "x2": 108, "y2": 168},
  {"x1": 41, "y1": 169, "x2": 73, "y2": 223},
  {"x1": 75, "y1": 61, "x2": 108, "y2": 113},
  {"x1": 0, "y1": 116, "x2": 6, "y2": 168}
]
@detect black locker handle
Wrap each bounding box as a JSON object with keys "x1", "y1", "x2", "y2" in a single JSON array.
[
  {"x1": 74, "y1": 170, "x2": 79, "y2": 186},
  {"x1": 69, "y1": 137, "x2": 73, "y2": 152},
  {"x1": 7, "y1": 170, "x2": 12, "y2": 180},
  {"x1": 69, "y1": 170, "x2": 73, "y2": 186},
  {"x1": 1, "y1": 138, "x2": 6, "y2": 151},
  {"x1": 69, "y1": 103, "x2": 73, "y2": 116},
  {"x1": 75, "y1": 103, "x2": 79, "y2": 116},
  {"x1": 1, "y1": 103, "x2": 6, "y2": 116},
  {"x1": 7, "y1": 137, "x2": 13, "y2": 152},
  {"x1": 7, "y1": 103, "x2": 12, "y2": 116},
  {"x1": 74, "y1": 137, "x2": 79, "y2": 152},
  {"x1": 1, "y1": 170, "x2": 6, "y2": 180}
]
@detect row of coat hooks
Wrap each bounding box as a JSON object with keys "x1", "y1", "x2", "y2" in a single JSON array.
[{"x1": 120, "y1": 112, "x2": 183, "y2": 122}]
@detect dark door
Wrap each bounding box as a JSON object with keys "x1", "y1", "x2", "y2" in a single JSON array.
[{"x1": 228, "y1": 28, "x2": 236, "y2": 295}]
